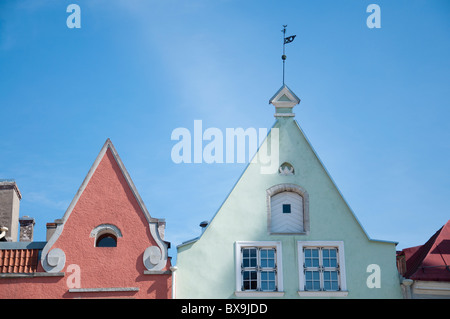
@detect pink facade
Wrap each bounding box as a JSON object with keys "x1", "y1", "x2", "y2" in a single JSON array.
[{"x1": 0, "y1": 140, "x2": 172, "y2": 298}]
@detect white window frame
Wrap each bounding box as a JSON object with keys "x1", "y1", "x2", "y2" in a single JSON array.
[
  {"x1": 235, "y1": 241, "x2": 284, "y2": 297},
  {"x1": 297, "y1": 241, "x2": 348, "y2": 297}
]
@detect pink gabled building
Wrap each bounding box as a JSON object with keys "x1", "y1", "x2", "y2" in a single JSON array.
[{"x1": 0, "y1": 139, "x2": 173, "y2": 298}]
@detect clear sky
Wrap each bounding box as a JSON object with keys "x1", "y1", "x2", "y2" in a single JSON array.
[{"x1": 0, "y1": 0, "x2": 449, "y2": 262}]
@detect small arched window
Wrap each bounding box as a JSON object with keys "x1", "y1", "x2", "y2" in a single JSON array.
[
  {"x1": 96, "y1": 233, "x2": 117, "y2": 247},
  {"x1": 90, "y1": 224, "x2": 122, "y2": 248}
]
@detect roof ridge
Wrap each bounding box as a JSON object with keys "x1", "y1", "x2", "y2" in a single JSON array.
[{"x1": 405, "y1": 225, "x2": 443, "y2": 278}]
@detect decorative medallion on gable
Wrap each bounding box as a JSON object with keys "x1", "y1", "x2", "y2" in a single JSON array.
[{"x1": 279, "y1": 162, "x2": 295, "y2": 176}]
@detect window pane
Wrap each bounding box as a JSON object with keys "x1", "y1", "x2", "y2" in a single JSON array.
[
  {"x1": 260, "y1": 248, "x2": 275, "y2": 268},
  {"x1": 304, "y1": 248, "x2": 319, "y2": 267},
  {"x1": 323, "y1": 248, "x2": 337, "y2": 267},
  {"x1": 261, "y1": 271, "x2": 276, "y2": 291},
  {"x1": 244, "y1": 271, "x2": 256, "y2": 282},
  {"x1": 331, "y1": 281, "x2": 339, "y2": 290},
  {"x1": 96, "y1": 234, "x2": 117, "y2": 247},
  {"x1": 330, "y1": 249, "x2": 336, "y2": 258},
  {"x1": 282, "y1": 204, "x2": 291, "y2": 213},
  {"x1": 323, "y1": 270, "x2": 339, "y2": 291},
  {"x1": 243, "y1": 271, "x2": 257, "y2": 290},
  {"x1": 243, "y1": 248, "x2": 257, "y2": 268},
  {"x1": 305, "y1": 270, "x2": 320, "y2": 291}
]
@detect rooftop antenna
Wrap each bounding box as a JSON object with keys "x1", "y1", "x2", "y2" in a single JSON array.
[{"x1": 281, "y1": 25, "x2": 296, "y2": 86}]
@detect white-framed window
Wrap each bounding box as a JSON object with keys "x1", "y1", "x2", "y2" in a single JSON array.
[
  {"x1": 297, "y1": 241, "x2": 348, "y2": 297},
  {"x1": 235, "y1": 241, "x2": 284, "y2": 297}
]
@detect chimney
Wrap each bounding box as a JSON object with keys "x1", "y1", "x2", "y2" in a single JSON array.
[
  {"x1": 46, "y1": 219, "x2": 63, "y2": 241},
  {"x1": 0, "y1": 180, "x2": 22, "y2": 242},
  {"x1": 46, "y1": 222, "x2": 57, "y2": 241},
  {"x1": 19, "y1": 216, "x2": 35, "y2": 242}
]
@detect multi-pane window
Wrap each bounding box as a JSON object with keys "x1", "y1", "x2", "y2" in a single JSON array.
[
  {"x1": 303, "y1": 247, "x2": 340, "y2": 291},
  {"x1": 241, "y1": 247, "x2": 277, "y2": 292}
]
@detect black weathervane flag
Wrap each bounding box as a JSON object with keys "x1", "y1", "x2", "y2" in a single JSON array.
[{"x1": 284, "y1": 35, "x2": 296, "y2": 44}]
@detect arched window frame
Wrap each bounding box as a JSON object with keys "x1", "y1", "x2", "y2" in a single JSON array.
[
  {"x1": 266, "y1": 184, "x2": 310, "y2": 235},
  {"x1": 90, "y1": 224, "x2": 122, "y2": 247}
]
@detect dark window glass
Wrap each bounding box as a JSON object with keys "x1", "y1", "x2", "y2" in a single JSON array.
[
  {"x1": 96, "y1": 234, "x2": 117, "y2": 247},
  {"x1": 243, "y1": 271, "x2": 257, "y2": 290}
]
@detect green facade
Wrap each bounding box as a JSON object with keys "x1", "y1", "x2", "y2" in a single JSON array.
[{"x1": 176, "y1": 110, "x2": 403, "y2": 299}]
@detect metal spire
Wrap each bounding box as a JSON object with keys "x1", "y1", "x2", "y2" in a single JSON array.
[{"x1": 281, "y1": 25, "x2": 296, "y2": 86}]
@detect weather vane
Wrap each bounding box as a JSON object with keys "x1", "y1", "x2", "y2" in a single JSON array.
[{"x1": 281, "y1": 25, "x2": 296, "y2": 86}]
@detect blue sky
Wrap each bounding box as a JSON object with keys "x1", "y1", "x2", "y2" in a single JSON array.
[{"x1": 0, "y1": 0, "x2": 449, "y2": 261}]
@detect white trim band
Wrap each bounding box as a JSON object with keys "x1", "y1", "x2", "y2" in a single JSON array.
[{"x1": 68, "y1": 287, "x2": 139, "y2": 293}]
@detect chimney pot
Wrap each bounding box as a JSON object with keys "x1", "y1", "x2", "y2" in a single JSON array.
[{"x1": 19, "y1": 216, "x2": 35, "y2": 242}]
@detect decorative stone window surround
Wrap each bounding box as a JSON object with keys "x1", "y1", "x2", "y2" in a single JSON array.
[{"x1": 266, "y1": 183, "x2": 310, "y2": 235}]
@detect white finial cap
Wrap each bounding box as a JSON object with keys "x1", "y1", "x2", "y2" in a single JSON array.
[{"x1": 269, "y1": 84, "x2": 300, "y2": 118}]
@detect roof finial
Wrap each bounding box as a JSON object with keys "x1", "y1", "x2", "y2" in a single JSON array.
[{"x1": 281, "y1": 25, "x2": 296, "y2": 86}]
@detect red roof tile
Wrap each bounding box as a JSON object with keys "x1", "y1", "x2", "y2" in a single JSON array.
[
  {"x1": 399, "y1": 220, "x2": 450, "y2": 282},
  {"x1": 0, "y1": 249, "x2": 39, "y2": 273}
]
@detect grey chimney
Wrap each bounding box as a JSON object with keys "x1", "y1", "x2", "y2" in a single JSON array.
[{"x1": 0, "y1": 180, "x2": 22, "y2": 241}]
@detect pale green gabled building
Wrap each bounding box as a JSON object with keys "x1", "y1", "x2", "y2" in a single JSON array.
[{"x1": 175, "y1": 85, "x2": 403, "y2": 299}]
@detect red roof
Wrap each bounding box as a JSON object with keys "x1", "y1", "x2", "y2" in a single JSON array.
[
  {"x1": 0, "y1": 249, "x2": 39, "y2": 273},
  {"x1": 398, "y1": 220, "x2": 450, "y2": 282}
]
